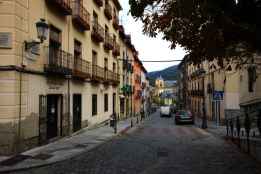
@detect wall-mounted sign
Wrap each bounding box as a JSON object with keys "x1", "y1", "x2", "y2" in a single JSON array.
[
  {"x1": 213, "y1": 91, "x2": 224, "y2": 101},
  {"x1": 0, "y1": 32, "x2": 12, "y2": 48}
]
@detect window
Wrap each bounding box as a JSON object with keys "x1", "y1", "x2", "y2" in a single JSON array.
[
  {"x1": 92, "y1": 94, "x2": 97, "y2": 116},
  {"x1": 104, "y1": 94, "x2": 108, "y2": 112},
  {"x1": 105, "y1": 25, "x2": 108, "y2": 34},
  {"x1": 93, "y1": 11, "x2": 98, "y2": 23},
  {"x1": 49, "y1": 26, "x2": 61, "y2": 62},
  {"x1": 104, "y1": 58, "x2": 108, "y2": 69},
  {"x1": 113, "y1": 62, "x2": 116, "y2": 72},
  {"x1": 74, "y1": 40, "x2": 82, "y2": 59},
  {"x1": 92, "y1": 50, "x2": 97, "y2": 65},
  {"x1": 120, "y1": 98, "x2": 124, "y2": 113}
]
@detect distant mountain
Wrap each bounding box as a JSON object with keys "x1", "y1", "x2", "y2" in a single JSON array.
[{"x1": 147, "y1": 65, "x2": 179, "y2": 86}]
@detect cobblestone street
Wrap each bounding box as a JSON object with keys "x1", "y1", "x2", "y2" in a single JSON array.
[{"x1": 7, "y1": 112, "x2": 261, "y2": 174}]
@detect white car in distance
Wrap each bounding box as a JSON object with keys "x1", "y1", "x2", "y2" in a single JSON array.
[{"x1": 160, "y1": 105, "x2": 171, "y2": 117}]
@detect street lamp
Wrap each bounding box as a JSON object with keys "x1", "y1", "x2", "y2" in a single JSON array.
[{"x1": 25, "y1": 18, "x2": 49, "y2": 50}]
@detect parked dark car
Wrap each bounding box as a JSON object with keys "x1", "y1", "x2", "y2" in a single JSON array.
[{"x1": 175, "y1": 110, "x2": 194, "y2": 124}]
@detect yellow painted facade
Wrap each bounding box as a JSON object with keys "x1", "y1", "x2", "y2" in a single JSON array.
[
  {"x1": 187, "y1": 60, "x2": 241, "y2": 124},
  {"x1": 0, "y1": 0, "x2": 124, "y2": 155}
]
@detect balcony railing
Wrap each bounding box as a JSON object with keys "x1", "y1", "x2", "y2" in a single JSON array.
[
  {"x1": 46, "y1": 0, "x2": 72, "y2": 15},
  {"x1": 104, "y1": 33, "x2": 113, "y2": 50},
  {"x1": 112, "y1": 42, "x2": 120, "y2": 56},
  {"x1": 73, "y1": 58, "x2": 91, "y2": 79},
  {"x1": 93, "y1": 0, "x2": 103, "y2": 7},
  {"x1": 108, "y1": 70, "x2": 120, "y2": 85},
  {"x1": 44, "y1": 47, "x2": 73, "y2": 75},
  {"x1": 104, "y1": 3, "x2": 112, "y2": 20},
  {"x1": 71, "y1": 1, "x2": 90, "y2": 31},
  {"x1": 113, "y1": 15, "x2": 119, "y2": 30},
  {"x1": 92, "y1": 64, "x2": 104, "y2": 82},
  {"x1": 91, "y1": 21, "x2": 105, "y2": 43}
]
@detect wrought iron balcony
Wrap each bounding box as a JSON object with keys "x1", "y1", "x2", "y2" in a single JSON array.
[
  {"x1": 72, "y1": 1, "x2": 90, "y2": 31},
  {"x1": 44, "y1": 47, "x2": 73, "y2": 75},
  {"x1": 112, "y1": 42, "x2": 120, "y2": 56},
  {"x1": 93, "y1": 0, "x2": 103, "y2": 7},
  {"x1": 113, "y1": 15, "x2": 119, "y2": 30},
  {"x1": 91, "y1": 21, "x2": 105, "y2": 43},
  {"x1": 104, "y1": 3, "x2": 112, "y2": 20},
  {"x1": 73, "y1": 58, "x2": 91, "y2": 79},
  {"x1": 123, "y1": 59, "x2": 128, "y2": 69},
  {"x1": 92, "y1": 64, "x2": 104, "y2": 82},
  {"x1": 104, "y1": 33, "x2": 113, "y2": 50},
  {"x1": 108, "y1": 70, "x2": 120, "y2": 85},
  {"x1": 46, "y1": 0, "x2": 72, "y2": 15},
  {"x1": 103, "y1": 69, "x2": 110, "y2": 84}
]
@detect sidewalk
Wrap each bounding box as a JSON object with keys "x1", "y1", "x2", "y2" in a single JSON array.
[
  {"x1": 0, "y1": 116, "x2": 143, "y2": 173},
  {"x1": 195, "y1": 117, "x2": 261, "y2": 162},
  {"x1": 194, "y1": 118, "x2": 227, "y2": 138}
]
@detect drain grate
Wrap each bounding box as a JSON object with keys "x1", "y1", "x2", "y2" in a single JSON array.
[
  {"x1": 32, "y1": 153, "x2": 53, "y2": 160},
  {"x1": 0, "y1": 155, "x2": 31, "y2": 166}
]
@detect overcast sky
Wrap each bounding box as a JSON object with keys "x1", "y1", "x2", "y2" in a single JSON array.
[{"x1": 119, "y1": 0, "x2": 187, "y2": 72}]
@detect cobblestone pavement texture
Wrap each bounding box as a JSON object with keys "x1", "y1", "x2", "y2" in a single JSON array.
[{"x1": 6, "y1": 112, "x2": 261, "y2": 174}]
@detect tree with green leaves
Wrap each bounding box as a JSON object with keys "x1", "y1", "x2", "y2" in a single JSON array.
[{"x1": 129, "y1": 0, "x2": 260, "y2": 65}]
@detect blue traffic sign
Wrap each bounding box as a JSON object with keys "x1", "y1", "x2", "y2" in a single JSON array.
[{"x1": 213, "y1": 91, "x2": 224, "y2": 100}]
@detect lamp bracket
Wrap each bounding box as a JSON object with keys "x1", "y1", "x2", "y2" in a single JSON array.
[{"x1": 24, "y1": 40, "x2": 40, "y2": 51}]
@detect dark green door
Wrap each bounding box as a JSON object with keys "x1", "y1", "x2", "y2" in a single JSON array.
[
  {"x1": 73, "y1": 94, "x2": 82, "y2": 132},
  {"x1": 47, "y1": 95, "x2": 58, "y2": 139}
]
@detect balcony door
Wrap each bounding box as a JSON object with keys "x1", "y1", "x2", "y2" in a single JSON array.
[
  {"x1": 74, "y1": 40, "x2": 82, "y2": 71},
  {"x1": 92, "y1": 51, "x2": 97, "y2": 76},
  {"x1": 104, "y1": 58, "x2": 108, "y2": 79},
  {"x1": 49, "y1": 26, "x2": 61, "y2": 66}
]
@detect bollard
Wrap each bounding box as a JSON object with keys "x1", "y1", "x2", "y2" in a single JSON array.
[
  {"x1": 244, "y1": 113, "x2": 251, "y2": 153},
  {"x1": 235, "y1": 117, "x2": 241, "y2": 148}
]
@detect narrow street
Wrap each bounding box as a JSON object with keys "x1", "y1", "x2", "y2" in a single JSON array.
[{"x1": 7, "y1": 112, "x2": 261, "y2": 174}]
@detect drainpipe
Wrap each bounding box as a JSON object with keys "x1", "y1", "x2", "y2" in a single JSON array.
[
  {"x1": 67, "y1": 75, "x2": 71, "y2": 135},
  {"x1": 17, "y1": 43, "x2": 26, "y2": 153},
  {"x1": 67, "y1": 15, "x2": 71, "y2": 136}
]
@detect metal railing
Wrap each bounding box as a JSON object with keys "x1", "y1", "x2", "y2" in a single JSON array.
[
  {"x1": 107, "y1": 70, "x2": 120, "y2": 84},
  {"x1": 92, "y1": 64, "x2": 104, "y2": 81},
  {"x1": 104, "y1": 33, "x2": 113, "y2": 50},
  {"x1": 46, "y1": 0, "x2": 72, "y2": 15},
  {"x1": 113, "y1": 15, "x2": 119, "y2": 29},
  {"x1": 44, "y1": 47, "x2": 73, "y2": 75},
  {"x1": 91, "y1": 21, "x2": 105, "y2": 42},
  {"x1": 73, "y1": 58, "x2": 91, "y2": 78},
  {"x1": 71, "y1": 1, "x2": 90, "y2": 30},
  {"x1": 113, "y1": 42, "x2": 120, "y2": 56},
  {"x1": 226, "y1": 111, "x2": 261, "y2": 153}
]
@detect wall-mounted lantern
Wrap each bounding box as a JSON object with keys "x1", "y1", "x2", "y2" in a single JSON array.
[{"x1": 25, "y1": 18, "x2": 49, "y2": 51}]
